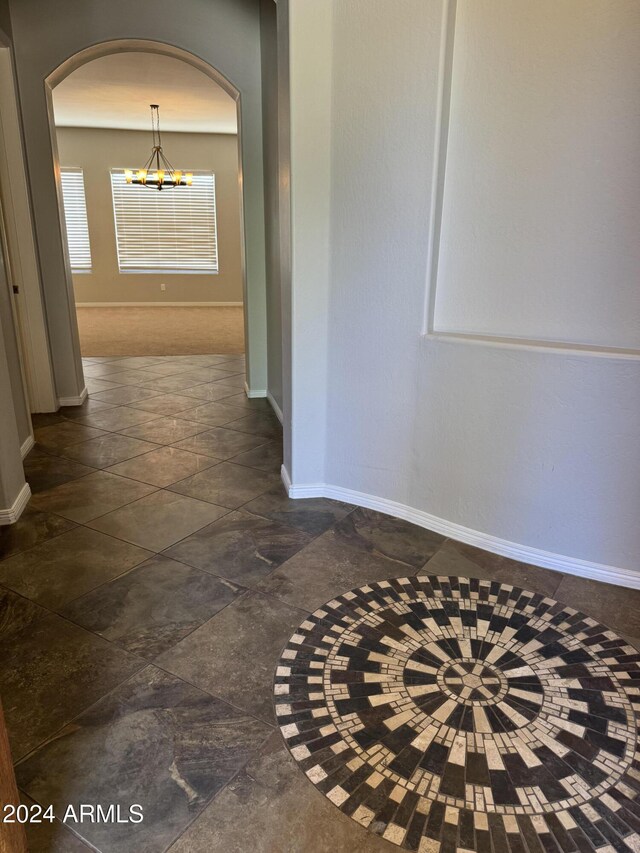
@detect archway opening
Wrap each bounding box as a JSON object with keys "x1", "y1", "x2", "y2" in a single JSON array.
[{"x1": 47, "y1": 44, "x2": 249, "y2": 394}]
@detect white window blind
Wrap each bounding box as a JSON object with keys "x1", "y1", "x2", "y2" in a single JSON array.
[
  {"x1": 110, "y1": 170, "x2": 218, "y2": 274},
  {"x1": 60, "y1": 168, "x2": 92, "y2": 272}
]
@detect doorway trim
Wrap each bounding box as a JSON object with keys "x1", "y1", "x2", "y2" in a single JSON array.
[
  {"x1": 0, "y1": 44, "x2": 57, "y2": 413},
  {"x1": 44, "y1": 38, "x2": 254, "y2": 392}
]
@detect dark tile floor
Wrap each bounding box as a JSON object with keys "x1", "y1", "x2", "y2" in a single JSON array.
[{"x1": 0, "y1": 352, "x2": 638, "y2": 852}]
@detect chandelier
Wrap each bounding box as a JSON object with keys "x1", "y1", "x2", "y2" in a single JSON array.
[{"x1": 124, "y1": 104, "x2": 192, "y2": 191}]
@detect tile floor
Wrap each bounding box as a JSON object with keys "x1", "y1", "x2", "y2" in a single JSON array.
[{"x1": 0, "y1": 352, "x2": 638, "y2": 852}]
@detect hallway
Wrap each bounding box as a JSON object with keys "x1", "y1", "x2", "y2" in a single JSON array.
[{"x1": 0, "y1": 354, "x2": 639, "y2": 851}]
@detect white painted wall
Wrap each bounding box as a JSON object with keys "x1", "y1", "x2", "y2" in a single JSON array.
[
  {"x1": 434, "y1": 0, "x2": 640, "y2": 350},
  {"x1": 287, "y1": 0, "x2": 640, "y2": 583},
  {"x1": 287, "y1": 0, "x2": 332, "y2": 486}
]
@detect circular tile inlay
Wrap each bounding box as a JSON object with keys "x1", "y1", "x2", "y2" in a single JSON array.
[{"x1": 274, "y1": 575, "x2": 640, "y2": 851}]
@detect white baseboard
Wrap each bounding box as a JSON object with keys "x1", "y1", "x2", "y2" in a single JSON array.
[
  {"x1": 20, "y1": 433, "x2": 35, "y2": 459},
  {"x1": 244, "y1": 382, "x2": 267, "y2": 399},
  {"x1": 267, "y1": 392, "x2": 283, "y2": 424},
  {"x1": 75, "y1": 302, "x2": 243, "y2": 308},
  {"x1": 0, "y1": 482, "x2": 31, "y2": 525},
  {"x1": 282, "y1": 473, "x2": 638, "y2": 590},
  {"x1": 280, "y1": 464, "x2": 292, "y2": 494},
  {"x1": 58, "y1": 386, "x2": 88, "y2": 407}
]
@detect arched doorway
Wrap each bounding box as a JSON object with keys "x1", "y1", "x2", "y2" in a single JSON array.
[{"x1": 43, "y1": 38, "x2": 262, "y2": 399}]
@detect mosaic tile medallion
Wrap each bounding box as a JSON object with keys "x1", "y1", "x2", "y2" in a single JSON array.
[{"x1": 274, "y1": 575, "x2": 640, "y2": 851}]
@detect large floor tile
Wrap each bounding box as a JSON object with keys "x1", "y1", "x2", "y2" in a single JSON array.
[
  {"x1": 554, "y1": 572, "x2": 640, "y2": 642},
  {"x1": 175, "y1": 367, "x2": 242, "y2": 383},
  {"x1": 229, "y1": 440, "x2": 283, "y2": 474},
  {"x1": 107, "y1": 356, "x2": 163, "y2": 370},
  {"x1": 16, "y1": 667, "x2": 271, "y2": 853},
  {"x1": 23, "y1": 448, "x2": 96, "y2": 493},
  {"x1": 119, "y1": 416, "x2": 211, "y2": 444},
  {"x1": 184, "y1": 355, "x2": 242, "y2": 368},
  {"x1": 169, "y1": 462, "x2": 278, "y2": 509},
  {"x1": 82, "y1": 362, "x2": 127, "y2": 378},
  {"x1": 59, "y1": 398, "x2": 115, "y2": 420},
  {"x1": 85, "y1": 377, "x2": 123, "y2": 394},
  {"x1": 126, "y1": 392, "x2": 203, "y2": 415},
  {"x1": 30, "y1": 411, "x2": 66, "y2": 429},
  {"x1": 244, "y1": 486, "x2": 354, "y2": 536},
  {"x1": 140, "y1": 374, "x2": 208, "y2": 393},
  {"x1": 136, "y1": 361, "x2": 194, "y2": 376},
  {"x1": 34, "y1": 421, "x2": 107, "y2": 453},
  {"x1": 254, "y1": 528, "x2": 420, "y2": 612},
  {"x1": 21, "y1": 793, "x2": 91, "y2": 853},
  {"x1": 0, "y1": 588, "x2": 47, "y2": 642},
  {"x1": 421, "y1": 538, "x2": 563, "y2": 598},
  {"x1": 0, "y1": 527, "x2": 152, "y2": 610},
  {"x1": 75, "y1": 405, "x2": 162, "y2": 432},
  {"x1": 0, "y1": 507, "x2": 75, "y2": 561},
  {"x1": 167, "y1": 733, "x2": 395, "y2": 853},
  {"x1": 87, "y1": 489, "x2": 228, "y2": 551},
  {"x1": 211, "y1": 372, "x2": 246, "y2": 389},
  {"x1": 164, "y1": 510, "x2": 313, "y2": 587},
  {"x1": 176, "y1": 401, "x2": 248, "y2": 427},
  {"x1": 30, "y1": 471, "x2": 157, "y2": 523},
  {"x1": 177, "y1": 382, "x2": 241, "y2": 402},
  {"x1": 107, "y1": 445, "x2": 218, "y2": 487},
  {"x1": 212, "y1": 357, "x2": 245, "y2": 372},
  {"x1": 99, "y1": 369, "x2": 162, "y2": 386},
  {"x1": 331, "y1": 506, "x2": 446, "y2": 568},
  {"x1": 172, "y1": 426, "x2": 266, "y2": 460},
  {"x1": 158, "y1": 591, "x2": 304, "y2": 723},
  {"x1": 0, "y1": 613, "x2": 143, "y2": 759},
  {"x1": 89, "y1": 384, "x2": 163, "y2": 405},
  {"x1": 225, "y1": 411, "x2": 282, "y2": 440},
  {"x1": 59, "y1": 432, "x2": 160, "y2": 468},
  {"x1": 216, "y1": 392, "x2": 272, "y2": 411},
  {"x1": 62, "y1": 555, "x2": 243, "y2": 659}
]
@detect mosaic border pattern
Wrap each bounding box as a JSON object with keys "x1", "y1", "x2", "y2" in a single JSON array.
[{"x1": 274, "y1": 575, "x2": 640, "y2": 851}]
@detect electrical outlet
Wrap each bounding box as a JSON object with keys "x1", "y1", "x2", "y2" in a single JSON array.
[{"x1": 160, "y1": 283, "x2": 166, "y2": 292}]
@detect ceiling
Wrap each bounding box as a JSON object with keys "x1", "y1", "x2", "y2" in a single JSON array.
[{"x1": 52, "y1": 52, "x2": 238, "y2": 134}]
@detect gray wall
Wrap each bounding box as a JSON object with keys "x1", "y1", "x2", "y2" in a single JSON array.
[
  {"x1": 0, "y1": 241, "x2": 30, "y2": 448},
  {"x1": 0, "y1": 235, "x2": 29, "y2": 516},
  {"x1": 260, "y1": 0, "x2": 283, "y2": 411},
  {"x1": 7, "y1": 0, "x2": 268, "y2": 398},
  {"x1": 57, "y1": 127, "x2": 243, "y2": 305},
  {"x1": 0, "y1": 13, "x2": 32, "y2": 520}
]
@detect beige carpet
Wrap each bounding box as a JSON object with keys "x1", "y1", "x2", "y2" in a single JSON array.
[{"x1": 77, "y1": 306, "x2": 245, "y2": 356}]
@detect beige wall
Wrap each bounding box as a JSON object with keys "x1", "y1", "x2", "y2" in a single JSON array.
[{"x1": 56, "y1": 126, "x2": 243, "y2": 304}]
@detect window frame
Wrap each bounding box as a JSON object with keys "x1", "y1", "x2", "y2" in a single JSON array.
[{"x1": 110, "y1": 168, "x2": 219, "y2": 276}]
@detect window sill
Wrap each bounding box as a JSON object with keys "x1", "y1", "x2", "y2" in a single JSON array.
[{"x1": 117, "y1": 269, "x2": 219, "y2": 276}]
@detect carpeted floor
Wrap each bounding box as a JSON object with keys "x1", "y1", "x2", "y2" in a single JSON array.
[{"x1": 76, "y1": 306, "x2": 245, "y2": 356}]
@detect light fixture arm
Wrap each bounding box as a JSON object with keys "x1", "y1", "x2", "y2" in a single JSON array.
[{"x1": 124, "y1": 103, "x2": 193, "y2": 191}]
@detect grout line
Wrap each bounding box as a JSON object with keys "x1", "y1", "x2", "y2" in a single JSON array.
[{"x1": 17, "y1": 787, "x2": 100, "y2": 852}]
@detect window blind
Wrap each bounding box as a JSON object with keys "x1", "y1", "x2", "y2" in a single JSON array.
[
  {"x1": 60, "y1": 168, "x2": 92, "y2": 272},
  {"x1": 110, "y1": 170, "x2": 218, "y2": 274}
]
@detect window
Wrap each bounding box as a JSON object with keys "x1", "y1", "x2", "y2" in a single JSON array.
[
  {"x1": 60, "y1": 168, "x2": 92, "y2": 272},
  {"x1": 110, "y1": 170, "x2": 218, "y2": 274}
]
